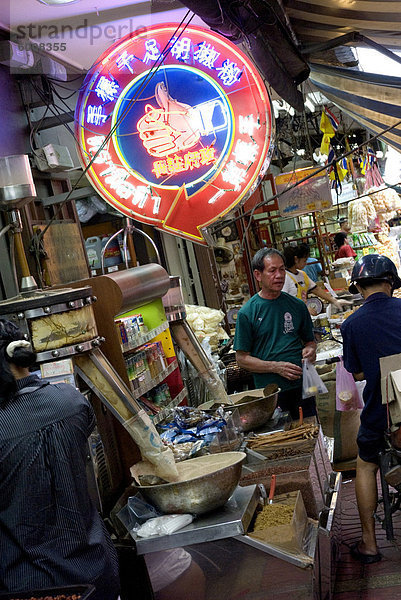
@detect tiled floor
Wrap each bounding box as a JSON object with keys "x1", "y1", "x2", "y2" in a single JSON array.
[{"x1": 334, "y1": 472, "x2": 401, "y2": 599}]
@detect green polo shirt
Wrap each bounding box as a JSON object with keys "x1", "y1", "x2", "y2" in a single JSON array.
[{"x1": 233, "y1": 291, "x2": 314, "y2": 391}]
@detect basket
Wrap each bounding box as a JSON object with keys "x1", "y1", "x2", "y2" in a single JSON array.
[{"x1": 0, "y1": 585, "x2": 96, "y2": 599}]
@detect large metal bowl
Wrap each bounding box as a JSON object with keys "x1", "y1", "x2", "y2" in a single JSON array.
[
  {"x1": 199, "y1": 387, "x2": 279, "y2": 433},
  {"x1": 228, "y1": 387, "x2": 279, "y2": 432},
  {"x1": 133, "y1": 451, "x2": 246, "y2": 515}
]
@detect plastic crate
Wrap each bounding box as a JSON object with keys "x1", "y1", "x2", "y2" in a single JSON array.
[{"x1": 0, "y1": 584, "x2": 96, "y2": 599}]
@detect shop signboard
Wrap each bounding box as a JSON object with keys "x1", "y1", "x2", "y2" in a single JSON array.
[
  {"x1": 275, "y1": 167, "x2": 332, "y2": 217},
  {"x1": 74, "y1": 23, "x2": 274, "y2": 244},
  {"x1": 331, "y1": 181, "x2": 357, "y2": 205}
]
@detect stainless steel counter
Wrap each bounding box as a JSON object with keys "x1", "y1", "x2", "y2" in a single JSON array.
[{"x1": 130, "y1": 484, "x2": 259, "y2": 555}]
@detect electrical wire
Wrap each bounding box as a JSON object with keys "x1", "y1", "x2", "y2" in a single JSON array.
[
  {"x1": 211, "y1": 117, "x2": 401, "y2": 237},
  {"x1": 29, "y1": 79, "x2": 76, "y2": 138},
  {"x1": 51, "y1": 84, "x2": 78, "y2": 102},
  {"x1": 29, "y1": 10, "x2": 195, "y2": 266}
]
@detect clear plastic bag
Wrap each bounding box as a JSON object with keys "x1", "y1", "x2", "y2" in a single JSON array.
[
  {"x1": 136, "y1": 514, "x2": 194, "y2": 538},
  {"x1": 335, "y1": 358, "x2": 364, "y2": 411},
  {"x1": 302, "y1": 360, "x2": 328, "y2": 399}
]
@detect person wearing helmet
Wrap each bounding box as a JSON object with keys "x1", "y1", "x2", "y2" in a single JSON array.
[{"x1": 341, "y1": 254, "x2": 401, "y2": 564}]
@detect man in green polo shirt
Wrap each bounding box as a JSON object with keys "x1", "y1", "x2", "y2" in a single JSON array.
[{"x1": 233, "y1": 247, "x2": 317, "y2": 419}]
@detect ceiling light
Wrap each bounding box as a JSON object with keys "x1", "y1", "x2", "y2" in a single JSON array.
[{"x1": 37, "y1": 0, "x2": 81, "y2": 5}]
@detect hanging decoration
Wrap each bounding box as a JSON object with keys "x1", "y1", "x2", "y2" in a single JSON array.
[
  {"x1": 74, "y1": 23, "x2": 274, "y2": 244},
  {"x1": 319, "y1": 107, "x2": 339, "y2": 156},
  {"x1": 327, "y1": 147, "x2": 348, "y2": 193}
]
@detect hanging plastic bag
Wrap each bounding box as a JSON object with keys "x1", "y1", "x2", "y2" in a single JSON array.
[
  {"x1": 302, "y1": 360, "x2": 328, "y2": 399},
  {"x1": 335, "y1": 358, "x2": 364, "y2": 411}
]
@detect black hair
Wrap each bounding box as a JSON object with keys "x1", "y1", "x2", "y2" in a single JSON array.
[
  {"x1": 251, "y1": 247, "x2": 284, "y2": 272},
  {"x1": 339, "y1": 218, "x2": 348, "y2": 224},
  {"x1": 0, "y1": 319, "x2": 37, "y2": 403},
  {"x1": 296, "y1": 243, "x2": 311, "y2": 259},
  {"x1": 334, "y1": 231, "x2": 347, "y2": 248},
  {"x1": 283, "y1": 243, "x2": 310, "y2": 269}
]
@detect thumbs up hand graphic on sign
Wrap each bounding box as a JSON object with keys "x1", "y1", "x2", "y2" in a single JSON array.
[{"x1": 137, "y1": 82, "x2": 201, "y2": 158}]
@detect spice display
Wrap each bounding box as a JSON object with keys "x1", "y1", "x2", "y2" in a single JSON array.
[
  {"x1": 253, "y1": 503, "x2": 295, "y2": 529},
  {"x1": 254, "y1": 445, "x2": 311, "y2": 461},
  {"x1": 248, "y1": 423, "x2": 319, "y2": 450}
]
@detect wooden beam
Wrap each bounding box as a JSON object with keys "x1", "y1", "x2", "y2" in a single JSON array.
[
  {"x1": 32, "y1": 110, "x2": 74, "y2": 131},
  {"x1": 41, "y1": 186, "x2": 94, "y2": 207}
]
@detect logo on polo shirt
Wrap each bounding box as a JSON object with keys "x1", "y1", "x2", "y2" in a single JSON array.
[{"x1": 283, "y1": 312, "x2": 294, "y2": 334}]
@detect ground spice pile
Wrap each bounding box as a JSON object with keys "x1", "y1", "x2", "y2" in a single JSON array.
[{"x1": 253, "y1": 503, "x2": 295, "y2": 530}]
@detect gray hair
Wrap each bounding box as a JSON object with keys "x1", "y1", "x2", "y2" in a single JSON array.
[{"x1": 252, "y1": 248, "x2": 284, "y2": 272}]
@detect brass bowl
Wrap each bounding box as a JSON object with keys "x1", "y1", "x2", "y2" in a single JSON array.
[{"x1": 133, "y1": 452, "x2": 246, "y2": 515}]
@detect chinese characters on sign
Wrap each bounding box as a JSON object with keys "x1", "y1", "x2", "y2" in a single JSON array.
[{"x1": 75, "y1": 24, "x2": 273, "y2": 243}]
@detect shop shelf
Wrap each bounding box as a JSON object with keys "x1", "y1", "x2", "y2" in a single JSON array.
[
  {"x1": 152, "y1": 386, "x2": 188, "y2": 425},
  {"x1": 130, "y1": 359, "x2": 178, "y2": 400},
  {"x1": 121, "y1": 320, "x2": 169, "y2": 353}
]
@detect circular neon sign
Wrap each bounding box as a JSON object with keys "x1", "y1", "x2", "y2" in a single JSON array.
[{"x1": 75, "y1": 23, "x2": 274, "y2": 243}]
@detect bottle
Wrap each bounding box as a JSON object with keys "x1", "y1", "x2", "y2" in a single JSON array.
[
  {"x1": 101, "y1": 235, "x2": 123, "y2": 267},
  {"x1": 85, "y1": 236, "x2": 102, "y2": 270}
]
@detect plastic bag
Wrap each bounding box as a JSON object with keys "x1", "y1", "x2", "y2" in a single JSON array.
[
  {"x1": 127, "y1": 494, "x2": 161, "y2": 524},
  {"x1": 136, "y1": 514, "x2": 194, "y2": 538},
  {"x1": 335, "y1": 358, "x2": 364, "y2": 411},
  {"x1": 302, "y1": 360, "x2": 328, "y2": 399}
]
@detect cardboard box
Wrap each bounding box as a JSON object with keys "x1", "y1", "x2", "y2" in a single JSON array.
[
  {"x1": 380, "y1": 354, "x2": 401, "y2": 427},
  {"x1": 315, "y1": 278, "x2": 348, "y2": 292}
]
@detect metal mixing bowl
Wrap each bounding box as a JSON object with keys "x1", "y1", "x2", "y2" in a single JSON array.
[
  {"x1": 133, "y1": 451, "x2": 246, "y2": 515},
  {"x1": 229, "y1": 388, "x2": 279, "y2": 432},
  {"x1": 199, "y1": 387, "x2": 279, "y2": 433}
]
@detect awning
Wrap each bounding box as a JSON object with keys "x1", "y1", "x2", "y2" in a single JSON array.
[
  {"x1": 283, "y1": 0, "x2": 401, "y2": 48},
  {"x1": 309, "y1": 63, "x2": 401, "y2": 153}
]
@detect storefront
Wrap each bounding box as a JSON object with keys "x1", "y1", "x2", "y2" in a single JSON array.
[{"x1": 1, "y1": 2, "x2": 401, "y2": 599}]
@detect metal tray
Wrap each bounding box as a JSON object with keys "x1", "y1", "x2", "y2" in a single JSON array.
[{"x1": 0, "y1": 584, "x2": 96, "y2": 599}]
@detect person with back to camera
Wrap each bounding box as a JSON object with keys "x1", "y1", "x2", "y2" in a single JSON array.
[
  {"x1": 0, "y1": 319, "x2": 120, "y2": 599},
  {"x1": 334, "y1": 231, "x2": 357, "y2": 261},
  {"x1": 282, "y1": 243, "x2": 352, "y2": 313},
  {"x1": 303, "y1": 254, "x2": 323, "y2": 283},
  {"x1": 233, "y1": 247, "x2": 317, "y2": 420},
  {"x1": 341, "y1": 254, "x2": 401, "y2": 564}
]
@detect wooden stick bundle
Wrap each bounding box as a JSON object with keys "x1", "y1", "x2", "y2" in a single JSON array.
[{"x1": 248, "y1": 423, "x2": 319, "y2": 449}]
